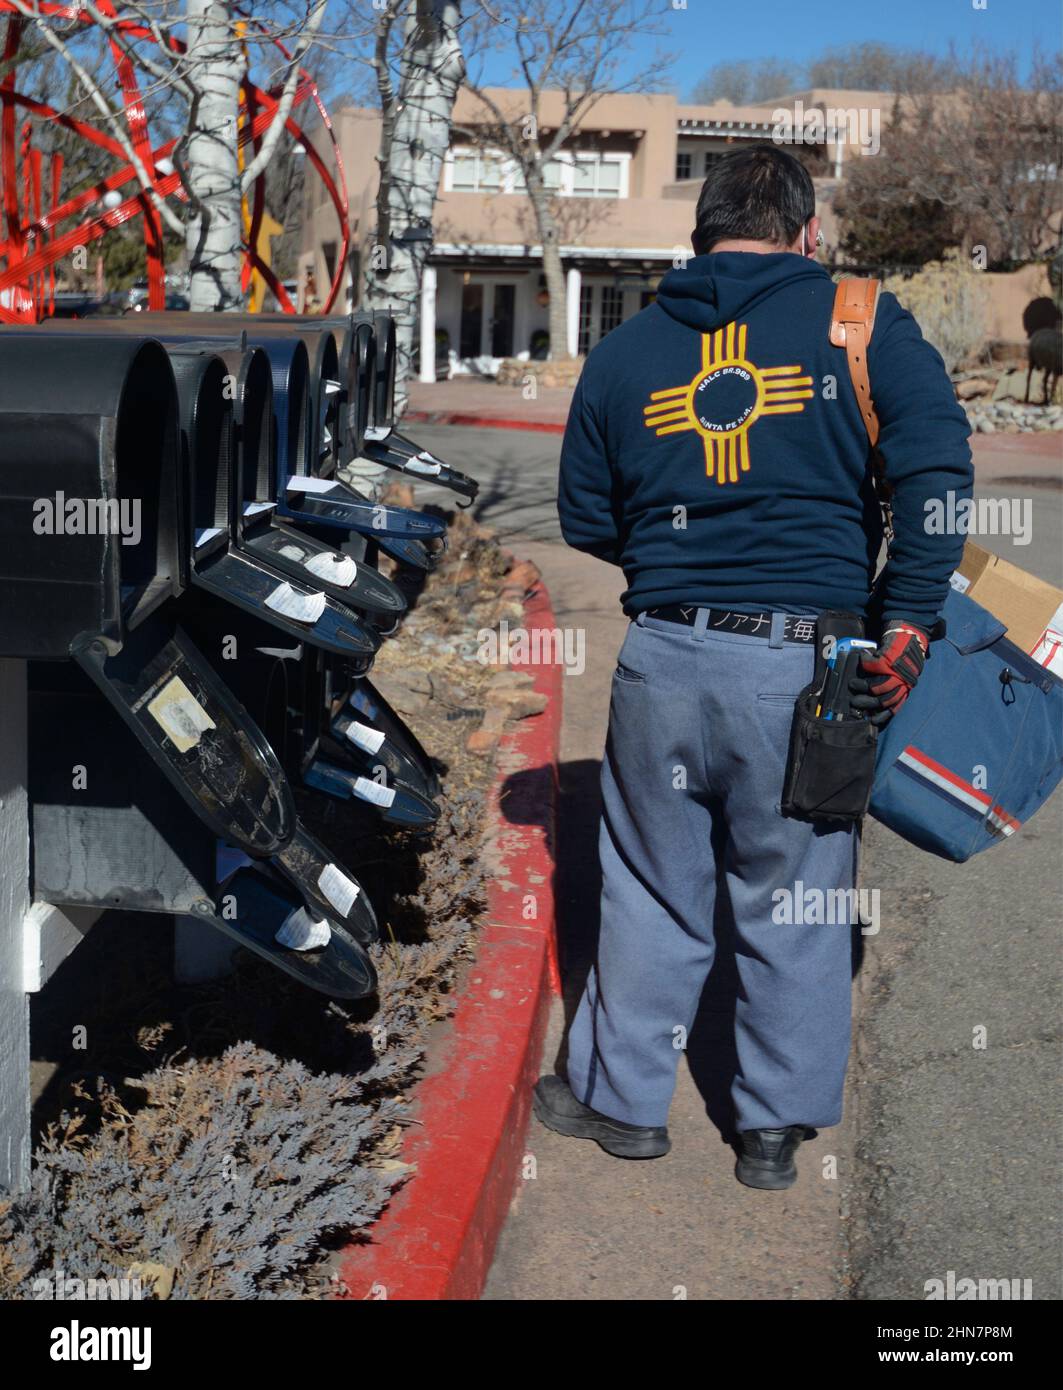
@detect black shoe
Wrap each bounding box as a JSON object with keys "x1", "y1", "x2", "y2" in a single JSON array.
[
  {"x1": 735, "y1": 1126, "x2": 807, "y2": 1190},
  {"x1": 532, "y1": 1075, "x2": 670, "y2": 1159}
]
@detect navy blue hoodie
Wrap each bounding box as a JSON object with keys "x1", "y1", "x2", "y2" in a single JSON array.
[{"x1": 557, "y1": 252, "x2": 974, "y2": 627}]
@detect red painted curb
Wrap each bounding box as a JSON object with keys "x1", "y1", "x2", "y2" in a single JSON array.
[
  {"x1": 405, "y1": 410, "x2": 567, "y2": 435},
  {"x1": 337, "y1": 579, "x2": 563, "y2": 1301}
]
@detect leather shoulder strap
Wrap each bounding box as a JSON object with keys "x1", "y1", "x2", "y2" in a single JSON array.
[{"x1": 830, "y1": 277, "x2": 881, "y2": 447}]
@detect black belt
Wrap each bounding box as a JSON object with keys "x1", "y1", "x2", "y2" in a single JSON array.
[{"x1": 643, "y1": 605, "x2": 818, "y2": 644}]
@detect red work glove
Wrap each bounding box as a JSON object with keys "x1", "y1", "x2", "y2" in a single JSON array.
[{"x1": 848, "y1": 622, "x2": 929, "y2": 727}]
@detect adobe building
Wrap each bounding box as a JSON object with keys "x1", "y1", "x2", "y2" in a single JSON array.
[{"x1": 297, "y1": 87, "x2": 897, "y2": 378}]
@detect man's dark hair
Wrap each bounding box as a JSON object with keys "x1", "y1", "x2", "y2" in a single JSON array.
[{"x1": 691, "y1": 145, "x2": 816, "y2": 255}]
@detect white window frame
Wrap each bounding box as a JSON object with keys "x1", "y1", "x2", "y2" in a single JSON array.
[
  {"x1": 575, "y1": 152, "x2": 629, "y2": 198},
  {"x1": 444, "y1": 147, "x2": 506, "y2": 193},
  {"x1": 443, "y1": 146, "x2": 630, "y2": 199},
  {"x1": 577, "y1": 279, "x2": 638, "y2": 353},
  {"x1": 558, "y1": 151, "x2": 630, "y2": 199}
]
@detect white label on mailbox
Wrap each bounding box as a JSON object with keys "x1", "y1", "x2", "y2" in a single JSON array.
[
  {"x1": 344, "y1": 720, "x2": 385, "y2": 754},
  {"x1": 265, "y1": 582, "x2": 326, "y2": 624},
  {"x1": 404, "y1": 456, "x2": 443, "y2": 476},
  {"x1": 147, "y1": 676, "x2": 217, "y2": 753},
  {"x1": 305, "y1": 550, "x2": 356, "y2": 587},
  {"x1": 353, "y1": 776, "x2": 396, "y2": 808},
  {"x1": 286, "y1": 475, "x2": 339, "y2": 495},
  {"x1": 275, "y1": 906, "x2": 332, "y2": 951},
  {"x1": 318, "y1": 862, "x2": 360, "y2": 918}
]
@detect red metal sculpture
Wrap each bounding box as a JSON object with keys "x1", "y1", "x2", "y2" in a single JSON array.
[{"x1": 0, "y1": 3, "x2": 348, "y2": 322}]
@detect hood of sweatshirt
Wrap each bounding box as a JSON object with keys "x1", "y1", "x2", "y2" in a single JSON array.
[{"x1": 654, "y1": 251, "x2": 831, "y2": 333}]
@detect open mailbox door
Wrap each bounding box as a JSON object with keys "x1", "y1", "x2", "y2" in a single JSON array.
[
  {"x1": 120, "y1": 326, "x2": 405, "y2": 624},
  {"x1": 167, "y1": 347, "x2": 382, "y2": 669},
  {"x1": 68, "y1": 616, "x2": 379, "y2": 998},
  {"x1": 307, "y1": 673, "x2": 441, "y2": 818},
  {"x1": 275, "y1": 445, "x2": 448, "y2": 575},
  {"x1": 302, "y1": 649, "x2": 440, "y2": 826},
  {"x1": 345, "y1": 677, "x2": 443, "y2": 800},
  {"x1": 233, "y1": 316, "x2": 459, "y2": 573},
  {"x1": 229, "y1": 337, "x2": 409, "y2": 625},
  {"x1": 279, "y1": 472, "x2": 446, "y2": 543},
  {"x1": 359, "y1": 312, "x2": 479, "y2": 504},
  {"x1": 251, "y1": 318, "x2": 448, "y2": 572}
]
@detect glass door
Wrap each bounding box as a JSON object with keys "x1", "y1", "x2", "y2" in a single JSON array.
[
  {"x1": 460, "y1": 282, "x2": 484, "y2": 358},
  {"x1": 490, "y1": 283, "x2": 517, "y2": 357}
]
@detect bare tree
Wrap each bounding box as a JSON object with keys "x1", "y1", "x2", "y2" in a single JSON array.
[
  {"x1": 460, "y1": 0, "x2": 669, "y2": 360},
  {"x1": 806, "y1": 41, "x2": 955, "y2": 92},
  {"x1": 2, "y1": 1, "x2": 329, "y2": 310},
  {"x1": 904, "y1": 49, "x2": 1062, "y2": 268},
  {"x1": 835, "y1": 48, "x2": 1062, "y2": 270},
  {"x1": 361, "y1": 0, "x2": 464, "y2": 408},
  {"x1": 688, "y1": 43, "x2": 957, "y2": 107},
  {"x1": 690, "y1": 57, "x2": 798, "y2": 106}
]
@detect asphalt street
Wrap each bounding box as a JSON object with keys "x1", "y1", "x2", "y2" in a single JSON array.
[{"x1": 410, "y1": 422, "x2": 1062, "y2": 1301}]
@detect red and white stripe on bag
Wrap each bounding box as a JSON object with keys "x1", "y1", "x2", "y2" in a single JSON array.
[{"x1": 897, "y1": 746, "x2": 1022, "y2": 838}]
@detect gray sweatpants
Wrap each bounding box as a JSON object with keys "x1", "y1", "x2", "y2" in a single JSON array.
[{"x1": 566, "y1": 608, "x2": 860, "y2": 1133}]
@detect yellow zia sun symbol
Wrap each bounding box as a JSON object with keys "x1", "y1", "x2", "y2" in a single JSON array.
[{"x1": 642, "y1": 322, "x2": 814, "y2": 485}]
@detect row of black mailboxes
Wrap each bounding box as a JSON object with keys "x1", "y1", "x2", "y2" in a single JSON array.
[{"x1": 0, "y1": 315, "x2": 478, "y2": 1000}]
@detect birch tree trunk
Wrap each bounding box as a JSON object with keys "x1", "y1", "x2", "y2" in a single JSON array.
[
  {"x1": 525, "y1": 168, "x2": 570, "y2": 359},
  {"x1": 363, "y1": 0, "x2": 465, "y2": 414},
  {"x1": 184, "y1": 0, "x2": 246, "y2": 312}
]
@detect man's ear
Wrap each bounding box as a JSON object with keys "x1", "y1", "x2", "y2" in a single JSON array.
[{"x1": 804, "y1": 215, "x2": 822, "y2": 259}]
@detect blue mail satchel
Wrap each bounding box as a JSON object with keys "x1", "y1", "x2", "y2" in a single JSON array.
[
  {"x1": 869, "y1": 586, "x2": 1063, "y2": 861},
  {"x1": 830, "y1": 277, "x2": 1063, "y2": 861}
]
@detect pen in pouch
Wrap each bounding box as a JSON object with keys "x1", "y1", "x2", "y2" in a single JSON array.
[
  {"x1": 823, "y1": 638, "x2": 877, "y2": 719},
  {"x1": 813, "y1": 612, "x2": 865, "y2": 716}
]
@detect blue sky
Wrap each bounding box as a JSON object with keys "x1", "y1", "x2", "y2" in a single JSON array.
[
  {"x1": 469, "y1": 0, "x2": 1062, "y2": 98},
  {"x1": 663, "y1": 0, "x2": 1062, "y2": 97}
]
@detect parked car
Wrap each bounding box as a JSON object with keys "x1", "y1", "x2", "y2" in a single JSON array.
[
  {"x1": 46, "y1": 294, "x2": 124, "y2": 319},
  {"x1": 125, "y1": 293, "x2": 190, "y2": 313}
]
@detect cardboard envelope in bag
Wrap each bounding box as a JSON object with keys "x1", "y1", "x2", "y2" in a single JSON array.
[{"x1": 950, "y1": 541, "x2": 1063, "y2": 679}]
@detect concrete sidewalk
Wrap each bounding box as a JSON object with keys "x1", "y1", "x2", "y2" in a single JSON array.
[{"x1": 406, "y1": 378, "x2": 572, "y2": 430}]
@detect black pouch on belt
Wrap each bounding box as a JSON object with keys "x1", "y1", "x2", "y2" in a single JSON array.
[{"x1": 781, "y1": 612, "x2": 878, "y2": 823}]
